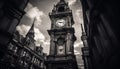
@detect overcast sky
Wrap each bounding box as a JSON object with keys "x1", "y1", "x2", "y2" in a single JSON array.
[{"x1": 16, "y1": 0, "x2": 84, "y2": 67}]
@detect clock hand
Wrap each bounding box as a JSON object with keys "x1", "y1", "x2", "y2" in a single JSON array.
[{"x1": 59, "y1": 22, "x2": 62, "y2": 23}]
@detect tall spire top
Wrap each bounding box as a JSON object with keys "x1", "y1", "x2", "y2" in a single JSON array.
[
  {"x1": 26, "y1": 18, "x2": 35, "y2": 38},
  {"x1": 51, "y1": 0, "x2": 69, "y2": 13},
  {"x1": 60, "y1": 0, "x2": 65, "y2": 2},
  {"x1": 57, "y1": 0, "x2": 67, "y2": 5},
  {"x1": 59, "y1": 0, "x2": 66, "y2": 4}
]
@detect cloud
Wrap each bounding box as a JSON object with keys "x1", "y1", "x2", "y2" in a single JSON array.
[
  {"x1": 67, "y1": 0, "x2": 76, "y2": 6},
  {"x1": 16, "y1": 24, "x2": 47, "y2": 46},
  {"x1": 34, "y1": 28, "x2": 45, "y2": 46},
  {"x1": 42, "y1": 40, "x2": 50, "y2": 55},
  {"x1": 75, "y1": 9, "x2": 83, "y2": 24},
  {"x1": 34, "y1": 28, "x2": 50, "y2": 54},
  {"x1": 36, "y1": 39, "x2": 50, "y2": 55},
  {"x1": 74, "y1": 50, "x2": 80, "y2": 55},
  {"x1": 74, "y1": 42, "x2": 83, "y2": 48},
  {"x1": 16, "y1": 25, "x2": 30, "y2": 37},
  {"x1": 25, "y1": 3, "x2": 45, "y2": 27}
]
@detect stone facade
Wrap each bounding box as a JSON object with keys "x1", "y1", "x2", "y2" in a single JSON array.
[{"x1": 0, "y1": 24, "x2": 46, "y2": 69}]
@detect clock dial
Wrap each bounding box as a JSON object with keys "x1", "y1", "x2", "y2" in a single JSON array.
[
  {"x1": 56, "y1": 19, "x2": 65, "y2": 27},
  {"x1": 58, "y1": 45, "x2": 64, "y2": 54}
]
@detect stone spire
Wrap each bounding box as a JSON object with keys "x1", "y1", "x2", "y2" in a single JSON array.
[
  {"x1": 26, "y1": 18, "x2": 35, "y2": 39},
  {"x1": 60, "y1": 0, "x2": 65, "y2": 2}
]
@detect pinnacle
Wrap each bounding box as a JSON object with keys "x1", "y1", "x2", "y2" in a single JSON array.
[{"x1": 60, "y1": 0, "x2": 65, "y2": 2}]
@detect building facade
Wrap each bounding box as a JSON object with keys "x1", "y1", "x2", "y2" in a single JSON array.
[
  {"x1": 0, "y1": 19, "x2": 46, "y2": 69},
  {"x1": 46, "y1": 0, "x2": 78, "y2": 69},
  {"x1": 0, "y1": 0, "x2": 29, "y2": 48},
  {"x1": 80, "y1": 0, "x2": 120, "y2": 69},
  {"x1": 24, "y1": 19, "x2": 36, "y2": 51},
  {"x1": 0, "y1": 0, "x2": 29, "y2": 68}
]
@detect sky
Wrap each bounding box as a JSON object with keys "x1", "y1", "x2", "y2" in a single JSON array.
[{"x1": 16, "y1": 0, "x2": 84, "y2": 68}]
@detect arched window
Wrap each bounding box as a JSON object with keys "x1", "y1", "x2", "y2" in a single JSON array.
[
  {"x1": 58, "y1": 6, "x2": 65, "y2": 12},
  {"x1": 57, "y1": 38, "x2": 65, "y2": 45}
]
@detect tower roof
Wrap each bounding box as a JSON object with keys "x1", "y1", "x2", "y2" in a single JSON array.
[
  {"x1": 51, "y1": 0, "x2": 70, "y2": 13},
  {"x1": 57, "y1": 0, "x2": 67, "y2": 5},
  {"x1": 60, "y1": 0, "x2": 65, "y2": 2}
]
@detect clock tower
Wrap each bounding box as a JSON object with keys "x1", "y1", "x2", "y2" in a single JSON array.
[{"x1": 46, "y1": 0, "x2": 78, "y2": 69}]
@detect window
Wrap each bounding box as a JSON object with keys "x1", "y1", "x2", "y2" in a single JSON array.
[
  {"x1": 58, "y1": 6, "x2": 65, "y2": 12},
  {"x1": 32, "y1": 57, "x2": 34, "y2": 62},
  {"x1": 57, "y1": 38, "x2": 64, "y2": 45},
  {"x1": 34, "y1": 58, "x2": 36, "y2": 63},
  {"x1": 8, "y1": 43, "x2": 14, "y2": 50},
  {"x1": 22, "y1": 51, "x2": 26, "y2": 56},
  {"x1": 13, "y1": 47, "x2": 18, "y2": 53}
]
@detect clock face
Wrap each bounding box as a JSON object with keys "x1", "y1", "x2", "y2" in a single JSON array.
[
  {"x1": 56, "y1": 19, "x2": 65, "y2": 27},
  {"x1": 58, "y1": 45, "x2": 64, "y2": 55}
]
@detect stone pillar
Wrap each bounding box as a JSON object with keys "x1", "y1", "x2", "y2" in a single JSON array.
[
  {"x1": 81, "y1": 24, "x2": 92, "y2": 69},
  {"x1": 49, "y1": 32, "x2": 55, "y2": 55},
  {"x1": 66, "y1": 32, "x2": 72, "y2": 54}
]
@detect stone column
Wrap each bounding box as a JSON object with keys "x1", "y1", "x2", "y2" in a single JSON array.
[
  {"x1": 49, "y1": 32, "x2": 55, "y2": 55},
  {"x1": 66, "y1": 32, "x2": 72, "y2": 54}
]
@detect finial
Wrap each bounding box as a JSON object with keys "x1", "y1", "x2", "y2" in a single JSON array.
[
  {"x1": 81, "y1": 24, "x2": 87, "y2": 36},
  {"x1": 60, "y1": 0, "x2": 65, "y2": 2},
  {"x1": 81, "y1": 24, "x2": 84, "y2": 32}
]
